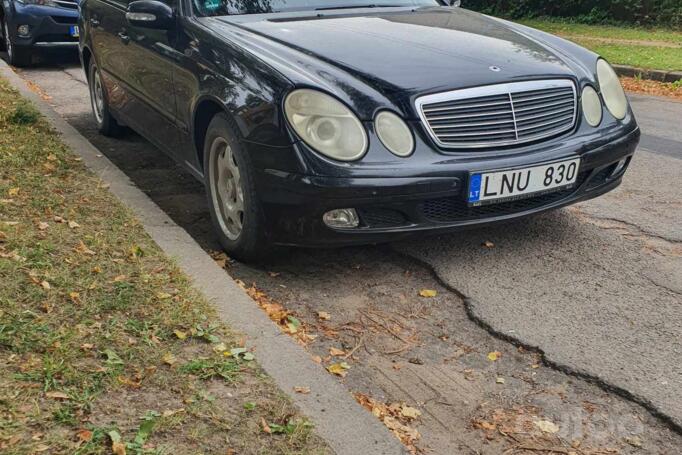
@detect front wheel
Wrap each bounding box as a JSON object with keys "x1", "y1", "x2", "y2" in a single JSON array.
[
  {"x1": 204, "y1": 113, "x2": 269, "y2": 262},
  {"x1": 87, "y1": 59, "x2": 123, "y2": 137},
  {"x1": 3, "y1": 20, "x2": 31, "y2": 67}
]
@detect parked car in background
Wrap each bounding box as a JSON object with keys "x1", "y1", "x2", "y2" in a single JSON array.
[
  {"x1": 1, "y1": 0, "x2": 79, "y2": 66},
  {"x1": 79, "y1": 0, "x2": 639, "y2": 261}
]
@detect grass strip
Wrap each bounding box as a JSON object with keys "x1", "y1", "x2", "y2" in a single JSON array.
[
  {"x1": 518, "y1": 18, "x2": 682, "y2": 72},
  {"x1": 0, "y1": 77, "x2": 328, "y2": 455}
]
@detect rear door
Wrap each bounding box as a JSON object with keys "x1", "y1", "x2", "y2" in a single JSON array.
[{"x1": 88, "y1": 0, "x2": 180, "y2": 157}]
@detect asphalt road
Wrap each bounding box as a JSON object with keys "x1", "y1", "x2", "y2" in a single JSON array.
[{"x1": 5, "y1": 49, "x2": 681, "y2": 451}]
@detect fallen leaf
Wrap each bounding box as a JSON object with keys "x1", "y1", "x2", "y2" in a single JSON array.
[
  {"x1": 496, "y1": 377, "x2": 506, "y2": 384},
  {"x1": 40, "y1": 281, "x2": 51, "y2": 290},
  {"x1": 534, "y1": 419, "x2": 560, "y2": 434},
  {"x1": 68, "y1": 220, "x2": 80, "y2": 229},
  {"x1": 54, "y1": 216, "x2": 66, "y2": 223},
  {"x1": 156, "y1": 292, "x2": 172, "y2": 300},
  {"x1": 76, "y1": 429, "x2": 93, "y2": 442},
  {"x1": 47, "y1": 153, "x2": 58, "y2": 161},
  {"x1": 173, "y1": 329, "x2": 187, "y2": 340},
  {"x1": 625, "y1": 436, "x2": 643, "y2": 447},
  {"x1": 317, "y1": 311, "x2": 331, "y2": 321},
  {"x1": 487, "y1": 351, "x2": 501, "y2": 361},
  {"x1": 419, "y1": 289, "x2": 437, "y2": 298},
  {"x1": 260, "y1": 417, "x2": 272, "y2": 434},
  {"x1": 473, "y1": 419, "x2": 496, "y2": 431},
  {"x1": 75, "y1": 241, "x2": 96, "y2": 256},
  {"x1": 113, "y1": 275, "x2": 126, "y2": 282},
  {"x1": 109, "y1": 430, "x2": 126, "y2": 455},
  {"x1": 327, "y1": 362, "x2": 350, "y2": 377},
  {"x1": 162, "y1": 352, "x2": 177, "y2": 366},
  {"x1": 311, "y1": 355, "x2": 322, "y2": 364},
  {"x1": 213, "y1": 342, "x2": 228, "y2": 353},
  {"x1": 162, "y1": 408, "x2": 185, "y2": 417},
  {"x1": 33, "y1": 444, "x2": 49, "y2": 452},
  {"x1": 329, "y1": 347, "x2": 345, "y2": 356},
  {"x1": 8, "y1": 188, "x2": 19, "y2": 197},
  {"x1": 69, "y1": 292, "x2": 81, "y2": 304},
  {"x1": 37, "y1": 222, "x2": 49, "y2": 230},
  {"x1": 294, "y1": 386, "x2": 311, "y2": 394},
  {"x1": 482, "y1": 240, "x2": 495, "y2": 248},
  {"x1": 117, "y1": 376, "x2": 141, "y2": 389},
  {"x1": 45, "y1": 391, "x2": 69, "y2": 400},
  {"x1": 400, "y1": 405, "x2": 422, "y2": 420},
  {"x1": 285, "y1": 316, "x2": 301, "y2": 334},
  {"x1": 80, "y1": 343, "x2": 94, "y2": 351}
]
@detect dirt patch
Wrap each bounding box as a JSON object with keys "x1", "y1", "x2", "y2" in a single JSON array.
[{"x1": 225, "y1": 245, "x2": 682, "y2": 454}]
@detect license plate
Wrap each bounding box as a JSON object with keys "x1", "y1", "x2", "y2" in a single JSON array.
[
  {"x1": 69, "y1": 26, "x2": 79, "y2": 38},
  {"x1": 468, "y1": 158, "x2": 580, "y2": 206}
]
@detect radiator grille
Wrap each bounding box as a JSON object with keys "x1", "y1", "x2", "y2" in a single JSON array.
[
  {"x1": 417, "y1": 80, "x2": 577, "y2": 149},
  {"x1": 54, "y1": 0, "x2": 78, "y2": 9}
]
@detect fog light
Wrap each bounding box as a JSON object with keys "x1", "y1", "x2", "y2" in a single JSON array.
[
  {"x1": 611, "y1": 158, "x2": 628, "y2": 176},
  {"x1": 323, "y1": 208, "x2": 359, "y2": 229},
  {"x1": 17, "y1": 25, "x2": 30, "y2": 37}
]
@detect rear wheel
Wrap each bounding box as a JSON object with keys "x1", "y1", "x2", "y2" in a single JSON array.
[
  {"x1": 204, "y1": 113, "x2": 269, "y2": 262},
  {"x1": 87, "y1": 59, "x2": 123, "y2": 137},
  {"x1": 3, "y1": 19, "x2": 31, "y2": 67}
]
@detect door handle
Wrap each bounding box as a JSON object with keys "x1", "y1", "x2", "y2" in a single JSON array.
[
  {"x1": 118, "y1": 31, "x2": 130, "y2": 44},
  {"x1": 90, "y1": 18, "x2": 100, "y2": 27}
]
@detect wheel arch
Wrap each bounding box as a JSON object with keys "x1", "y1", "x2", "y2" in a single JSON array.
[{"x1": 191, "y1": 95, "x2": 234, "y2": 172}]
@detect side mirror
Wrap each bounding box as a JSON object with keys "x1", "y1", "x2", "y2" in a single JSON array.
[
  {"x1": 126, "y1": 0, "x2": 175, "y2": 30},
  {"x1": 449, "y1": 0, "x2": 461, "y2": 6}
]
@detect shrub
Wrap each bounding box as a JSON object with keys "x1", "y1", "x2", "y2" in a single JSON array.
[{"x1": 464, "y1": 0, "x2": 682, "y2": 27}]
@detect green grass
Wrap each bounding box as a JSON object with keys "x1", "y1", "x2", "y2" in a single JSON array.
[
  {"x1": 519, "y1": 18, "x2": 682, "y2": 71},
  {"x1": 0, "y1": 78, "x2": 328, "y2": 455}
]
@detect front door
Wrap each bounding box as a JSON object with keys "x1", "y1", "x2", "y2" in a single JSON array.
[{"x1": 121, "y1": 2, "x2": 181, "y2": 156}]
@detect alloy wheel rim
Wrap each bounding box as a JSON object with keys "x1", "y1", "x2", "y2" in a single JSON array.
[
  {"x1": 209, "y1": 137, "x2": 244, "y2": 241},
  {"x1": 91, "y1": 69, "x2": 104, "y2": 124}
]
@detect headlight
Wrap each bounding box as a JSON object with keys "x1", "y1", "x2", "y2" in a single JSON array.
[
  {"x1": 597, "y1": 59, "x2": 628, "y2": 120},
  {"x1": 375, "y1": 111, "x2": 414, "y2": 157},
  {"x1": 284, "y1": 89, "x2": 367, "y2": 161},
  {"x1": 581, "y1": 86, "x2": 602, "y2": 127}
]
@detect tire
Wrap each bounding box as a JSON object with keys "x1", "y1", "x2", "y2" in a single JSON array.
[
  {"x1": 87, "y1": 59, "x2": 123, "y2": 137},
  {"x1": 204, "y1": 113, "x2": 269, "y2": 262},
  {"x1": 3, "y1": 19, "x2": 31, "y2": 67}
]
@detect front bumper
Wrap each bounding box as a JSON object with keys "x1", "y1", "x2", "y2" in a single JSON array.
[
  {"x1": 256, "y1": 127, "x2": 640, "y2": 247},
  {"x1": 6, "y1": 3, "x2": 79, "y2": 48}
]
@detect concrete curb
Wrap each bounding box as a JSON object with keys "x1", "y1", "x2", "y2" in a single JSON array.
[
  {"x1": 614, "y1": 64, "x2": 682, "y2": 83},
  {"x1": 0, "y1": 60, "x2": 406, "y2": 455}
]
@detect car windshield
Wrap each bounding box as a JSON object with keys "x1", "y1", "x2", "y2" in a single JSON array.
[{"x1": 194, "y1": 0, "x2": 442, "y2": 17}]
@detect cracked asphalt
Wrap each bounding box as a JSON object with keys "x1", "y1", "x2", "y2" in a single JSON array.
[{"x1": 5, "y1": 49, "x2": 681, "y2": 452}]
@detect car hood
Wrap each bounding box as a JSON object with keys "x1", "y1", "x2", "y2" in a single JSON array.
[{"x1": 211, "y1": 7, "x2": 587, "y2": 117}]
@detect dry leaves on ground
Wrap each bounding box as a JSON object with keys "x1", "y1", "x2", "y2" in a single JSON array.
[
  {"x1": 354, "y1": 392, "x2": 422, "y2": 453},
  {"x1": 238, "y1": 281, "x2": 315, "y2": 345},
  {"x1": 621, "y1": 77, "x2": 682, "y2": 101}
]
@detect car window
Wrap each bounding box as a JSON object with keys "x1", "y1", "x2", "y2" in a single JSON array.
[{"x1": 193, "y1": 0, "x2": 441, "y2": 17}]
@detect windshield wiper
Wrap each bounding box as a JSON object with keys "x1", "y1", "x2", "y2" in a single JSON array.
[{"x1": 315, "y1": 4, "x2": 404, "y2": 11}]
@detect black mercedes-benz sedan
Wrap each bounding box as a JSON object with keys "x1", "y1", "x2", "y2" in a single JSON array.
[{"x1": 79, "y1": 0, "x2": 640, "y2": 260}]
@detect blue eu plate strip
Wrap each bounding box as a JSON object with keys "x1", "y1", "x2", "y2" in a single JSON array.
[{"x1": 468, "y1": 174, "x2": 482, "y2": 203}]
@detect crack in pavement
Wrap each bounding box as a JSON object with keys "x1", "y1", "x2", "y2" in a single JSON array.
[
  {"x1": 571, "y1": 209, "x2": 682, "y2": 247},
  {"x1": 389, "y1": 246, "x2": 682, "y2": 438}
]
